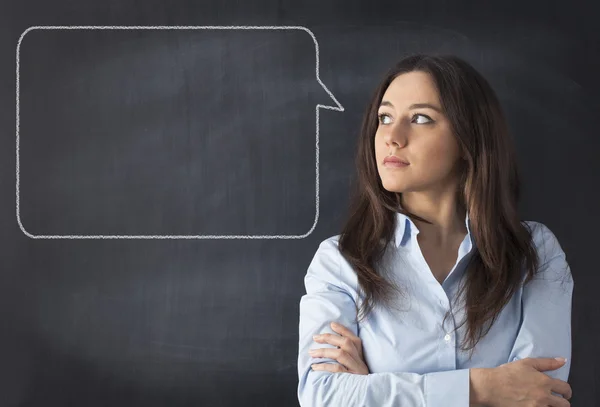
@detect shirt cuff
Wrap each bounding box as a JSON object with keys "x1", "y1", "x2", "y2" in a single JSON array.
[{"x1": 424, "y1": 368, "x2": 470, "y2": 407}]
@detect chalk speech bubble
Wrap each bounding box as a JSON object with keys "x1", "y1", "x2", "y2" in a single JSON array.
[{"x1": 16, "y1": 26, "x2": 344, "y2": 239}]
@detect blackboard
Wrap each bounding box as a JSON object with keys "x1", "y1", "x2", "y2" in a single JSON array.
[{"x1": 1, "y1": 0, "x2": 598, "y2": 406}]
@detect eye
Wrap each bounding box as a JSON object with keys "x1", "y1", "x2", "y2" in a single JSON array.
[
  {"x1": 377, "y1": 112, "x2": 434, "y2": 125},
  {"x1": 412, "y1": 113, "x2": 433, "y2": 124},
  {"x1": 377, "y1": 112, "x2": 393, "y2": 125}
]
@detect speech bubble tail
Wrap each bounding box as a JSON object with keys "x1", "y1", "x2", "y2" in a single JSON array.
[{"x1": 316, "y1": 80, "x2": 344, "y2": 112}]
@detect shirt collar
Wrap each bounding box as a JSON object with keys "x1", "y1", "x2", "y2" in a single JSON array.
[{"x1": 394, "y1": 210, "x2": 473, "y2": 250}]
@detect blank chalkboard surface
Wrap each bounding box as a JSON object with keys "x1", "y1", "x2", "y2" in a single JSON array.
[
  {"x1": 17, "y1": 28, "x2": 336, "y2": 237},
  {"x1": 1, "y1": 1, "x2": 598, "y2": 406}
]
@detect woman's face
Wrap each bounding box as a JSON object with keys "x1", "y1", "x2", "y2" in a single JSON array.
[{"x1": 374, "y1": 71, "x2": 463, "y2": 194}]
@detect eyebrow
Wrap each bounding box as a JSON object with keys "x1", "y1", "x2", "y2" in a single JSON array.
[{"x1": 379, "y1": 100, "x2": 443, "y2": 114}]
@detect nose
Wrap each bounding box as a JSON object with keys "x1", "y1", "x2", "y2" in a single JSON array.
[{"x1": 383, "y1": 126, "x2": 408, "y2": 149}]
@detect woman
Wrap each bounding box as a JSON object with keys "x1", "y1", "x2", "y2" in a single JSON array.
[{"x1": 297, "y1": 54, "x2": 574, "y2": 406}]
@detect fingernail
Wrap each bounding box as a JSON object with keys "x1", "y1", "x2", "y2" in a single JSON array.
[
  {"x1": 555, "y1": 357, "x2": 567, "y2": 363},
  {"x1": 309, "y1": 349, "x2": 316, "y2": 354},
  {"x1": 313, "y1": 335, "x2": 321, "y2": 340},
  {"x1": 331, "y1": 322, "x2": 339, "y2": 328}
]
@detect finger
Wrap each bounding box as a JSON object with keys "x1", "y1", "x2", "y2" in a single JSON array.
[
  {"x1": 314, "y1": 333, "x2": 353, "y2": 350},
  {"x1": 527, "y1": 357, "x2": 567, "y2": 372},
  {"x1": 330, "y1": 322, "x2": 357, "y2": 339},
  {"x1": 329, "y1": 322, "x2": 363, "y2": 354},
  {"x1": 314, "y1": 334, "x2": 362, "y2": 361},
  {"x1": 547, "y1": 393, "x2": 571, "y2": 407},
  {"x1": 311, "y1": 362, "x2": 347, "y2": 373},
  {"x1": 549, "y1": 378, "x2": 573, "y2": 400},
  {"x1": 309, "y1": 347, "x2": 360, "y2": 371}
]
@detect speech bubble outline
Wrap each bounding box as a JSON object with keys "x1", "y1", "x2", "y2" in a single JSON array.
[{"x1": 16, "y1": 25, "x2": 344, "y2": 239}]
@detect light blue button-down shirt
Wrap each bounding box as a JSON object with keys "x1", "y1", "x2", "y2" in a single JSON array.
[{"x1": 298, "y1": 211, "x2": 573, "y2": 406}]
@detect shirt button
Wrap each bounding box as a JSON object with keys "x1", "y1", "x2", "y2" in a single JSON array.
[{"x1": 444, "y1": 334, "x2": 451, "y2": 341}]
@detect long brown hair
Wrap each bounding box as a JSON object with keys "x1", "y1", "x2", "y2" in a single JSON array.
[{"x1": 338, "y1": 53, "x2": 540, "y2": 358}]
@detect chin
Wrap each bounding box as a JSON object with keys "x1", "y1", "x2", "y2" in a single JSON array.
[{"x1": 381, "y1": 180, "x2": 409, "y2": 193}]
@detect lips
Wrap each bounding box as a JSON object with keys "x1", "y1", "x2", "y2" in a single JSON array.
[{"x1": 383, "y1": 156, "x2": 409, "y2": 165}]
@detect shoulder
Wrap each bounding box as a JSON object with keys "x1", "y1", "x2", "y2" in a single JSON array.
[
  {"x1": 308, "y1": 235, "x2": 342, "y2": 268},
  {"x1": 522, "y1": 220, "x2": 566, "y2": 263},
  {"x1": 305, "y1": 234, "x2": 359, "y2": 298},
  {"x1": 521, "y1": 220, "x2": 572, "y2": 284},
  {"x1": 317, "y1": 234, "x2": 342, "y2": 249}
]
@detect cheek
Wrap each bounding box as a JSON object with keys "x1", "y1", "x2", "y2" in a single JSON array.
[
  {"x1": 374, "y1": 137, "x2": 385, "y2": 159},
  {"x1": 419, "y1": 144, "x2": 460, "y2": 176},
  {"x1": 427, "y1": 148, "x2": 451, "y2": 164},
  {"x1": 420, "y1": 132, "x2": 458, "y2": 159}
]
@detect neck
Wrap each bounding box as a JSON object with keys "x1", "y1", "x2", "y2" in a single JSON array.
[{"x1": 400, "y1": 192, "x2": 467, "y2": 248}]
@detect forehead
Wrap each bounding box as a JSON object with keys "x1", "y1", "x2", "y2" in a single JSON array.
[{"x1": 381, "y1": 71, "x2": 440, "y2": 106}]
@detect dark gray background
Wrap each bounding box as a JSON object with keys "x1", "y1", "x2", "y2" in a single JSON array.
[{"x1": 1, "y1": 1, "x2": 598, "y2": 406}]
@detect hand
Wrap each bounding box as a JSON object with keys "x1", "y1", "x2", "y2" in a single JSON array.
[
  {"x1": 484, "y1": 357, "x2": 572, "y2": 406},
  {"x1": 308, "y1": 322, "x2": 370, "y2": 375}
]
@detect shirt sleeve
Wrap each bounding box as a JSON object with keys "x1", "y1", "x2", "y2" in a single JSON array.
[
  {"x1": 507, "y1": 223, "x2": 574, "y2": 387},
  {"x1": 297, "y1": 238, "x2": 471, "y2": 407}
]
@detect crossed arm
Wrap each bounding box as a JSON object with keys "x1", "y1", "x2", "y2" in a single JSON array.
[{"x1": 297, "y1": 225, "x2": 573, "y2": 406}]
